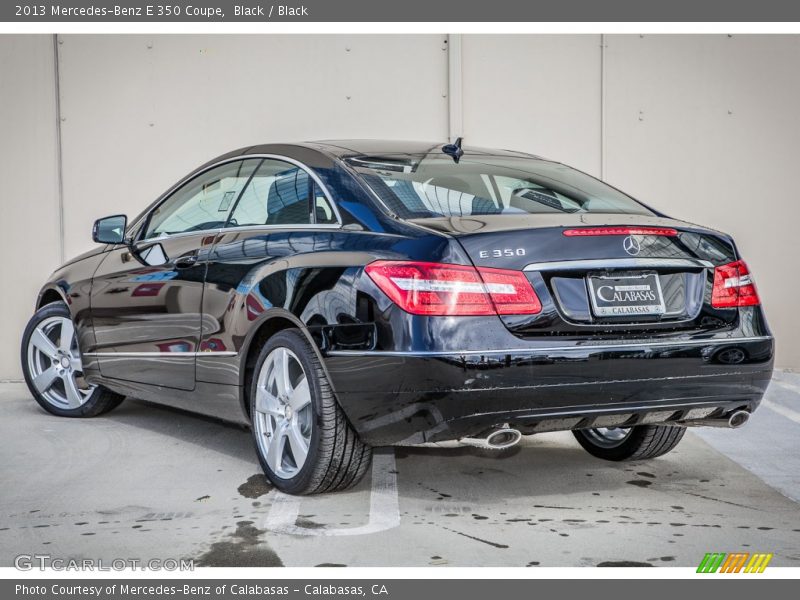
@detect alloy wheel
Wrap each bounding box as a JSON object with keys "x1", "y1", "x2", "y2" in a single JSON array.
[
  {"x1": 583, "y1": 427, "x2": 632, "y2": 448},
  {"x1": 26, "y1": 316, "x2": 95, "y2": 409},
  {"x1": 253, "y1": 347, "x2": 313, "y2": 479}
]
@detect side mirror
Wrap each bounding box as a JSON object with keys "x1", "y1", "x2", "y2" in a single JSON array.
[{"x1": 92, "y1": 215, "x2": 128, "y2": 244}]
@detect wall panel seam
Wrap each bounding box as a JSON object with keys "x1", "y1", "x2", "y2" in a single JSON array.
[
  {"x1": 600, "y1": 33, "x2": 606, "y2": 180},
  {"x1": 53, "y1": 34, "x2": 65, "y2": 264},
  {"x1": 447, "y1": 33, "x2": 463, "y2": 141}
]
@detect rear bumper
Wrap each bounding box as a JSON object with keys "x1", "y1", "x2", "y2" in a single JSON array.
[{"x1": 324, "y1": 336, "x2": 774, "y2": 445}]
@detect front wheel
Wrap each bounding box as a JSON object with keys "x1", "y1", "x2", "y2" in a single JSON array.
[
  {"x1": 21, "y1": 302, "x2": 124, "y2": 417},
  {"x1": 249, "y1": 330, "x2": 372, "y2": 495},
  {"x1": 573, "y1": 424, "x2": 686, "y2": 461}
]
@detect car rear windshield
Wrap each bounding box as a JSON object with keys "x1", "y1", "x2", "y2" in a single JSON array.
[{"x1": 348, "y1": 153, "x2": 655, "y2": 219}]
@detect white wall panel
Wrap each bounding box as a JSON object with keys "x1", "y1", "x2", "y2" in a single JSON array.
[
  {"x1": 0, "y1": 36, "x2": 60, "y2": 380},
  {"x1": 604, "y1": 34, "x2": 800, "y2": 368},
  {"x1": 460, "y1": 35, "x2": 602, "y2": 175},
  {"x1": 57, "y1": 34, "x2": 449, "y2": 258}
]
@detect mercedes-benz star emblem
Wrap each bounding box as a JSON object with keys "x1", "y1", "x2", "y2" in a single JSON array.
[{"x1": 622, "y1": 236, "x2": 641, "y2": 256}]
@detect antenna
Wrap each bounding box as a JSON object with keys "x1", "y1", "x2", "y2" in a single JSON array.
[{"x1": 442, "y1": 137, "x2": 464, "y2": 163}]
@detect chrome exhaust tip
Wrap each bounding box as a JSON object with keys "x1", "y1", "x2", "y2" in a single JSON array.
[
  {"x1": 727, "y1": 410, "x2": 750, "y2": 429},
  {"x1": 679, "y1": 409, "x2": 752, "y2": 429},
  {"x1": 461, "y1": 427, "x2": 522, "y2": 450}
]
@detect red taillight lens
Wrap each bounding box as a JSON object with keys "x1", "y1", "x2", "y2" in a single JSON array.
[
  {"x1": 475, "y1": 266, "x2": 542, "y2": 315},
  {"x1": 562, "y1": 226, "x2": 678, "y2": 237},
  {"x1": 711, "y1": 260, "x2": 760, "y2": 308},
  {"x1": 364, "y1": 261, "x2": 542, "y2": 316}
]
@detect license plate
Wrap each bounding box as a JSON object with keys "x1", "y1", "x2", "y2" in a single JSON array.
[{"x1": 587, "y1": 273, "x2": 665, "y2": 317}]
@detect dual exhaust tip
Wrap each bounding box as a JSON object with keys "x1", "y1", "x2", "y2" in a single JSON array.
[
  {"x1": 454, "y1": 410, "x2": 750, "y2": 450},
  {"x1": 462, "y1": 427, "x2": 523, "y2": 450},
  {"x1": 680, "y1": 409, "x2": 751, "y2": 429},
  {"x1": 726, "y1": 410, "x2": 751, "y2": 428}
]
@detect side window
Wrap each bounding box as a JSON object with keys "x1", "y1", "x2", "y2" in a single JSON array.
[
  {"x1": 144, "y1": 160, "x2": 260, "y2": 239},
  {"x1": 313, "y1": 182, "x2": 337, "y2": 224},
  {"x1": 227, "y1": 159, "x2": 338, "y2": 227}
]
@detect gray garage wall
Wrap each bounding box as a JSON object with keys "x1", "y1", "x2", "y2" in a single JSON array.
[
  {"x1": 0, "y1": 34, "x2": 797, "y2": 379},
  {"x1": 0, "y1": 36, "x2": 61, "y2": 382}
]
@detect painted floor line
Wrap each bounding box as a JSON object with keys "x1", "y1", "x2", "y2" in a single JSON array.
[
  {"x1": 264, "y1": 449, "x2": 400, "y2": 537},
  {"x1": 773, "y1": 378, "x2": 800, "y2": 396},
  {"x1": 763, "y1": 396, "x2": 800, "y2": 426}
]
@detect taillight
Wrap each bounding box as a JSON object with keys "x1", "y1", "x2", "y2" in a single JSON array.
[
  {"x1": 476, "y1": 266, "x2": 543, "y2": 315},
  {"x1": 364, "y1": 260, "x2": 542, "y2": 316},
  {"x1": 711, "y1": 260, "x2": 760, "y2": 308},
  {"x1": 562, "y1": 226, "x2": 678, "y2": 237}
]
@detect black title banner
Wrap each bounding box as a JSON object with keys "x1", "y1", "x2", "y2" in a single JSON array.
[{"x1": 4, "y1": 0, "x2": 800, "y2": 22}]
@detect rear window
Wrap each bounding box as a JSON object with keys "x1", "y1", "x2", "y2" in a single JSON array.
[{"x1": 348, "y1": 154, "x2": 655, "y2": 219}]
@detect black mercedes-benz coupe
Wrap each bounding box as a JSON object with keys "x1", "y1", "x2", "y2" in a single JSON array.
[{"x1": 21, "y1": 139, "x2": 774, "y2": 494}]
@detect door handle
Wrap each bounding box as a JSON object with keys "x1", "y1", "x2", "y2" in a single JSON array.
[{"x1": 174, "y1": 255, "x2": 198, "y2": 269}]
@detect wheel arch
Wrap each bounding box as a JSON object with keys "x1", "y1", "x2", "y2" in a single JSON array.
[
  {"x1": 36, "y1": 286, "x2": 69, "y2": 310},
  {"x1": 237, "y1": 309, "x2": 332, "y2": 419}
]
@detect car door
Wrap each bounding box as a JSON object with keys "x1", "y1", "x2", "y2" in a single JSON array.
[
  {"x1": 197, "y1": 157, "x2": 341, "y2": 385},
  {"x1": 89, "y1": 159, "x2": 261, "y2": 390}
]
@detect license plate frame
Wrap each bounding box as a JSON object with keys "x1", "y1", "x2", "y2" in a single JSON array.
[{"x1": 587, "y1": 272, "x2": 666, "y2": 318}]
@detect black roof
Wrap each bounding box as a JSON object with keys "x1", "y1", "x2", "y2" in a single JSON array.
[
  {"x1": 199, "y1": 139, "x2": 545, "y2": 177},
  {"x1": 304, "y1": 139, "x2": 543, "y2": 160}
]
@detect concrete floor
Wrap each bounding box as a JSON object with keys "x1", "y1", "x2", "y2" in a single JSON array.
[{"x1": 1, "y1": 374, "x2": 799, "y2": 568}]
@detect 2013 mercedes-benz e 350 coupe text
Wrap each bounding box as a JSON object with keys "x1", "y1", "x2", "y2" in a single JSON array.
[{"x1": 21, "y1": 140, "x2": 774, "y2": 494}]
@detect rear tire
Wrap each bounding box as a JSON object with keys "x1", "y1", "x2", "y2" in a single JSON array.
[
  {"x1": 21, "y1": 302, "x2": 124, "y2": 418},
  {"x1": 249, "y1": 330, "x2": 372, "y2": 495},
  {"x1": 573, "y1": 424, "x2": 686, "y2": 461}
]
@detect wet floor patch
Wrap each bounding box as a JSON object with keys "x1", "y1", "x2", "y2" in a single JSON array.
[
  {"x1": 295, "y1": 517, "x2": 326, "y2": 530},
  {"x1": 196, "y1": 520, "x2": 282, "y2": 567},
  {"x1": 597, "y1": 560, "x2": 653, "y2": 567},
  {"x1": 237, "y1": 474, "x2": 273, "y2": 499},
  {"x1": 626, "y1": 480, "x2": 653, "y2": 488},
  {"x1": 438, "y1": 525, "x2": 509, "y2": 549}
]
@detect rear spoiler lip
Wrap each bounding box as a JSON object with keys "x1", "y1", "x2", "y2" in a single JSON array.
[
  {"x1": 522, "y1": 257, "x2": 714, "y2": 272},
  {"x1": 408, "y1": 216, "x2": 733, "y2": 239}
]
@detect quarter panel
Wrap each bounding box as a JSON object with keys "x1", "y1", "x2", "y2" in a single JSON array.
[{"x1": 198, "y1": 228, "x2": 468, "y2": 386}]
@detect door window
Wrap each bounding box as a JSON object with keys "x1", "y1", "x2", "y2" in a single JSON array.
[
  {"x1": 144, "y1": 159, "x2": 260, "y2": 239},
  {"x1": 227, "y1": 159, "x2": 337, "y2": 227}
]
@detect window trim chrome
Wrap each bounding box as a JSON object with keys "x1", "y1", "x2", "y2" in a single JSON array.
[{"x1": 132, "y1": 154, "x2": 343, "y2": 243}]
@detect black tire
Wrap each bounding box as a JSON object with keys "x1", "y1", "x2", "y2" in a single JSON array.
[
  {"x1": 249, "y1": 329, "x2": 372, "y2": 495},
  {"x1": 573, "y1": 424, "x2": 686, "y2": 461},
  {"x1": 21, "y1": 301, "x2": 124, "y2": 418}
]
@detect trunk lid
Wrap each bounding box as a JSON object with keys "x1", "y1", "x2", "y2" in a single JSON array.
[{"x1": 410, "y1": 214, "x2": 739, "y2": 336}]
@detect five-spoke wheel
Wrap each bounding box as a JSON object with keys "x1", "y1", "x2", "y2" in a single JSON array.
[
  {"x1": 253, "y1": 346, "x2": 313, "y2": 479},
  {"x1": 26, "y1": 315, "x2": 95, "y2": 409},
  {"x1": 21, "y1": 301, "x2": 124, "y2": 417},
  {"x1": 249, "y1": 330, "x2": 372, "y2": 494}
]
